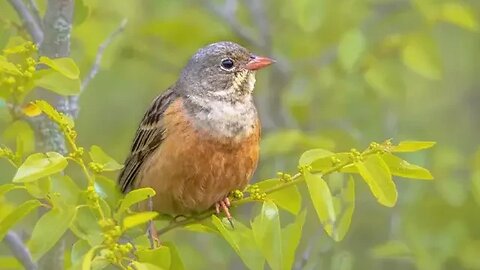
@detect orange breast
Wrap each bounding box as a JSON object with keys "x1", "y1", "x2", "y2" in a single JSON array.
[{"x1": 137, "y1": 98, "x2": 260, "y2": 215}]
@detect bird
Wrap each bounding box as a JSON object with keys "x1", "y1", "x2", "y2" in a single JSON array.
[{"x1": 118, "y1": 41, "x2": 274, "y2": 226}]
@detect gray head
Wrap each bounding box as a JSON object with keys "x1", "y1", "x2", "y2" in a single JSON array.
[{"x1": 177, "y1": 41, "x2": 274, "y2": 102}]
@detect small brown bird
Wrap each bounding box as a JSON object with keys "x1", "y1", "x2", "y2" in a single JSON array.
[{"x1": 118, "y1": 41, "x2": 273, "y2": 222}]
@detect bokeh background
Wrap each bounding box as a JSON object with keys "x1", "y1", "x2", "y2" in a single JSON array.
[{"x1": 1, "y1": 0, "x2": 480, "y2": 269}]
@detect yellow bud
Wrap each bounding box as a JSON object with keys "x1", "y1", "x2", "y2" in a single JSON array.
[{"x1": 23, "y1": 103, "x2": 42, "y2": 117}]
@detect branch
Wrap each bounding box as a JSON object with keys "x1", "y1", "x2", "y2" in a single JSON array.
[
  {"x1": 202, "y1": 0, "x2": 263, "y2": 48},
  {"x1": 8, "y1": 0, "x2": 44, "y2": 44},
  {"x1": 81, "y1": 18, "x2": 128, "y2": 92},
  {"x1": 66, "y1": 19, "x2": 128, "y2": 119},
  {"x1": 33, "y1": 1, "x2": 74, "y2": 269},
  {"x1": 157, "y1": 148, "x2": 379, "y2": 236},
  {"x1": 4, "y1": 231, "x2": 38, "y2": 270},
  {"x1": 244, "y1": 0, "x2": 271, "y2": 51},
  {"x1": 26, "y1": 0, "x2": 42, "y2": 30}
]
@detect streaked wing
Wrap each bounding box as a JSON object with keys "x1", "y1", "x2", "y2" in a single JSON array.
[{"x1": 118, "y1": 88, "x2": 177, "y2": 192}]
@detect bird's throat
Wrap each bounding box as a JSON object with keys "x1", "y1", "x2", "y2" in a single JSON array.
[{"x1": 184, "y1": 95, "x2": 258, "y2": 142}]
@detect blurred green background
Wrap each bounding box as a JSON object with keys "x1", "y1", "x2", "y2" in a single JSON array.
[{"x1": 1, "y1": 0, "x2": 480, "y2": 269}]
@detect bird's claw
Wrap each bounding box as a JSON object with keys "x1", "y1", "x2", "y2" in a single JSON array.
[{"x1": 215, "y1": 197, "x2": 234, "y2": 229}]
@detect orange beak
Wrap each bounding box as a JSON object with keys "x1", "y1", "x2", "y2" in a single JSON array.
[{"x1": 245, "y1": 55, "x2": 275, "y2": 70}]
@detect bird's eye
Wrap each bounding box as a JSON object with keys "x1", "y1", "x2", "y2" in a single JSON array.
[{"x1": 220, "y1": 58, "x2": 235, "y2": 70}]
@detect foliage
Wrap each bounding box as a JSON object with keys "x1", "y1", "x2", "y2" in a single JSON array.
[
  {"x1": 2, "y1": 0, "x2": 479, "y2": 269},
  {"x1": 0, "y1": 40, "x2": 435, "y2": 269}
]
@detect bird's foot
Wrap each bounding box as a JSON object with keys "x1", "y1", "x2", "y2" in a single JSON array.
[
  {"x1": 147, "y1": 220, "x2": 160, "y2": 249},
  {"x1": 215, "y1": 197, "x2": 234, "y2": 229},
  {"x1": 147, "y1": 195, "x2": 160, "y2": 248}
]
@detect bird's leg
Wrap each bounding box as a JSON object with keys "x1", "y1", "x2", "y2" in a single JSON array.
[
  {"x1": 147, "y1": 195, "x2": 160, "y2": 249},
  {"x1": 215, "y1": 197, "x2": 234, "y2": 229}
]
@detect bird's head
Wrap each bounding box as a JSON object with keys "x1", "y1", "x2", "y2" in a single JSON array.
[{"x1": 178, "y1": 41, "x2": 274, "y2": 102}]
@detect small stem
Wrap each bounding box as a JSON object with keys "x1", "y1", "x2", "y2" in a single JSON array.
[
  {"x1": 72, "y1": 157, "x2": 105, "y2": 220},
  {"x1": 78, "y1": 159, "x2": 94, "y2": 185},
  {"x1": 156, "y1": 149, "x2": 380, "y2": 236},
  {"x1": 4, "y1": 231, "x2": 38, "y2": 270},
  {"x1": 7, "y1": 0, "x2": 44, "y2": 44}
]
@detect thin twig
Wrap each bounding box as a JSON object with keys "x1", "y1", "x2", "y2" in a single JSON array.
[
  {"x1": 67, "y1": 19, "x2": 128, "y2": 119},
  {"x1": 244, "y1": 0, "x2": 271, "y2": 51},
  {"x1": 4, "y1": 231, "x2": 38, "y2": 270},
  {"x1": 157, "y1": 149, "x2": 379, "y2": 236},
  {"x1": 26, "y1": 0, "x2": 42, "y2": 29},
  {"x1": 80, "y1": 18, "x2": 128, "y2": 92},
  {"x1": 202, "y1": 0, "x2": 263, "y2": 48},
  {"x1": 7, "y1": 0, "x2": 43, "y2": 44}
]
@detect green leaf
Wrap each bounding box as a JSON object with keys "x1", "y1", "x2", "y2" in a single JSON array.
[
  {"x1": 0, "y1": 200, "x2": 41, "y2": 240},
  {"x1": 438, "y1": 3, "x2": 478, "y2": 31},
  {"x1": 212, "y1": 216, "x2": 264, "y2": 270},
  {"x1": 0, "y1": 55, "x2": 22, "y2": 75},
  {"x1": 51, "y1": 175, "x2": 81, "y2": 206},
  {"x1": 338, "y1": 29, "x2": 366, "y2": 71},
  {"x1": 401, "y1": 36, "x2": 441, "y2": 80},
  {"x1": 94, "y1": 175, "x2": 122, "y2": 209},
  {"x1": 71, "y1": 239, "x2": 90, "y2": 266},
  {"x1": 89, "y1": 145, "x2": 123, "y2": 171},
  {"x1": 355, "y1": 154, "x2": 397, "y2": 207},
  {"x1": 98, "y1": 197, "x2": 112, "y2": 220},
  {"x1": 28, "y1": 207, "x2": 76, "y2": 260},
  {"x1": 136, "y1": 246, "x2": 171, "y2": 269},
  {"x1": 163, "y1": 242, "x2": 185, "y2": 270},
  {"x1": 3, "y1": 120, "x2": 35, "y2": 157},
  {"x1": 24, "y1": 177, "x2": 51, "y2": 198},
  {"x1": 0, "y1": 184, "x2": 24, "y2": 198},
  {"x1": 117, "y1": 188, "x2": 156, "y2": 216},
  {"x1": 13, "y1": 152, "x2": 68, "y2": 183},
  {"x1": 70, "y1": 206, "x2": 103, "y2": 246},
  {"x1": 334, "y1": 176, "x2": 355, "y2": 241},
  {"x1": 131, "y1": 262, "x2": 165, "y2": 270},
  {"x1": 251, "y1": 201, "x2": 282, "y2": 270},
  {"x1": 82, "y1": 246, "x2": 101, "y2": 270},
  {"x1": 392, "y1": 141, "x2": 436, "y2": 152},
  {"x1": 90, "y1": 256, "x2": 110, "y2": 269},
  {"x1": 74, "y1": 0, "x2": 91, "y2": 25},
  {"x1": 3, "y1": 38, "x2": 30, "y2": 54},
  {"x1": 299, "y1": 148, "x2": 334, "y2": 166},
  {"x1": 34, "y1": 69, "x2": 81, "y2": 95},
  {"x1": 256, "y1": 179, "x2": 301, "y2": 215},
  {"x1": 281, "y1": 210, "x2": 306, "y2": 270},
  {"x1": 304, "y1": 171, "x2": 336, "y2": 237},
  {"x1": 123, "y1": 211, "x2": 158, "y2": 230},
  {"x1": 38, "y1": 56, "x2": 80, "y2": 79},
  {"x1": 381, "y1": 153, "x2": 433, "y2": 180},
  {"x1": 311, "y1": 152, "x2": 351, "y2": 172}
]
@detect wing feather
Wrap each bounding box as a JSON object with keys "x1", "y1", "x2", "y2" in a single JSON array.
[{"x1": 118, "y1": 88, "x2": 177, "y2": 192}]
